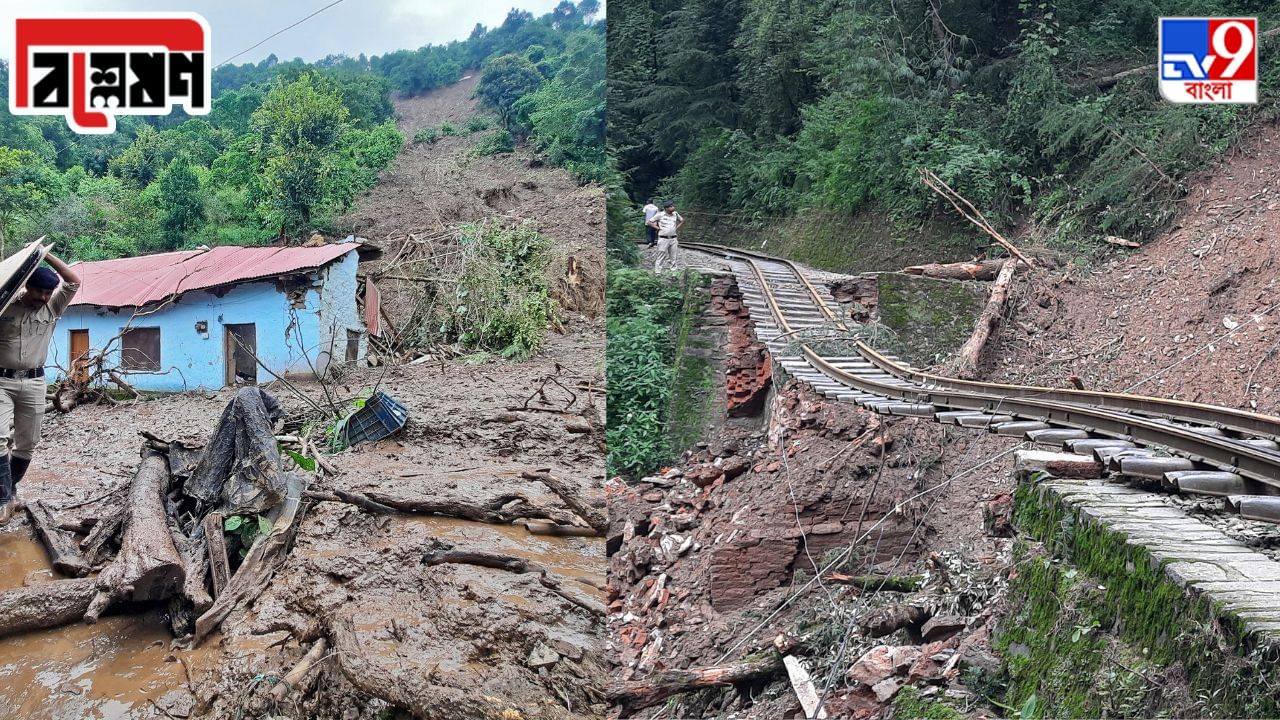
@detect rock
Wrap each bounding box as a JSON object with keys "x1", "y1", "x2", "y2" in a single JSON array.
[
  {"x1": 155, "y1": 689, "x2": 196, "y2": 718},
  {"x1": 889, "y1": 646, "x2": 920, "y2": 672},
  {"x1": 847, "y1": 645, "x2": 896, "y2": 686},
  {"x1": 527, "y1": 642, "x2": 560, "y2": 669},
  {"x1": 872, "y1": 677, "x2": 904, "y2": 702},
  {"x1": 639, "y1": 475, "x2": 675, "y2": 488},
  {"x1": 921, "y1": 614, "x2": 967, "y2": 642},
  {"x1": 642, "y1": 491, "x2": 664, "y2": 502},
  {"x1": 983, "y1": 493, "x2": 1014, "y2": 537},
  {"x1": 721, "y1": 456, "x2": 749, "y2": 480},
  {"x1": 548, "y1": 638, "x2": 585, "y2": 661}
]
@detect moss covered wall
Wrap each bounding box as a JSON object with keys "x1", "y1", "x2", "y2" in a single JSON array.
[
  {"x1": 999, "y1": 480, "x2": 1280, "y2": 719},
  {"x1": 665, "y1": 272, "x2": 719, "y2": 456},
  {"x1": 875, "y1": 273, "x2": 986, "y2": 367}
]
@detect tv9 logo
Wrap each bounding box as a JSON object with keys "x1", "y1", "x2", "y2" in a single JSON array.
[{"x1": 1159, "y1": 18, "x2": 1257, "y2": 103}]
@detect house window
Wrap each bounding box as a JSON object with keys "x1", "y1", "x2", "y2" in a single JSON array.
[{"x1": 121, "y1": 328, "x2": 161, "y2": 371}]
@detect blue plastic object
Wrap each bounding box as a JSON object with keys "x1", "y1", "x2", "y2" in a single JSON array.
[{"x1": 339, "y1": 391, "x2": 409, "y2": 447}]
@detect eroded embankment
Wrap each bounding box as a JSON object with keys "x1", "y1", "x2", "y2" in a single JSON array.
[{"x1": 608, "y1": 270, "x2": 1020, "y2": 718}]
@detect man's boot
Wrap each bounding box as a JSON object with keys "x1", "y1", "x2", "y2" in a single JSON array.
[
  {"x1": 0, "y1": 455, "x2": 13, "y2": 523},
  {"x1": 10, "y1": 456, "x2": 30, "y2": 510}
]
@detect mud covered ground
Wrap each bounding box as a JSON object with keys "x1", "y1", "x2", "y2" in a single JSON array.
[{"x1": 0, "y1": 76, "x2": 607, "y2": 720}]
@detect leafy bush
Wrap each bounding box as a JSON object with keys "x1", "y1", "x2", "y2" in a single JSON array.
[
  {"x1": 435, "y1": 220, "x2": 557, "y2": 359},
  {"x1": 472, "y1": 129, "x2": 515, "y2": 156},
  {"x1": 440, "y1": 121, "x2": 458, "y2": 136},
  {"x1": 464, "y1": 116, "x2": 492, "y2": 133},
  {"x1": 605, "y1": 264, "x2": 692, "y2": 477},
  {"x1": 414, "y1": 127, "x2": 441, "y2": 144}
]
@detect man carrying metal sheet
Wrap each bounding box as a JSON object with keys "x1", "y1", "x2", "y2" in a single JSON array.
[{"x1": 0, "y1": 254, "x2": 80, "y2": 521}]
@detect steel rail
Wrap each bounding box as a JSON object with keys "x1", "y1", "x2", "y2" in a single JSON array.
[
  {"x1": 692, "y1": 242, "x2": 1280, "y2": 487},
  {"x1": 684, "y1": 241, "x2": 1280, "y2": 440}
]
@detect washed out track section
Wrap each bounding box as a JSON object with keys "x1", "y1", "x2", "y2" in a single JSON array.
[{"x1": 681, "y1": 242, "x2": 1280, "y2": 523}]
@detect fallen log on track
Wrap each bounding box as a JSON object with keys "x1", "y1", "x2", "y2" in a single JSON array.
[
  {"x1": 85, "y1": 450, "x2": 185, "y2": 623},
  {"x1": 520, "y1": 469, "x2": 607, "y2": 534},
  {"x1": 902, "y1": 259, "x2": 1007, "y2": 281},
  {"x1": 952, "y1": 258, "x2": 1017, "y2": 379}
]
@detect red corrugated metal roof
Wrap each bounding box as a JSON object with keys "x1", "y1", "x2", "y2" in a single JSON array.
[{"x1": 70, "y1": 244, "x2": 359, "y2": 308}]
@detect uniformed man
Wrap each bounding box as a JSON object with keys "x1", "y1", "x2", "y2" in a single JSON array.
[
  {"x1": 0, "y1": 255, "x2": 80, "y2": 521},
  {"x1": 647, "y1": 201, "x2": 684, "y2": 273}
]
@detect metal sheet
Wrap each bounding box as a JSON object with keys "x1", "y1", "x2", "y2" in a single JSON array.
[{"x1": 70, "y1": 244, "x2": 359, "y2": 308}]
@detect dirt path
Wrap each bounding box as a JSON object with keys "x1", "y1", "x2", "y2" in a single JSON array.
[{"x1": 0, "y1": 77, "x2": 607, "y2": 719}]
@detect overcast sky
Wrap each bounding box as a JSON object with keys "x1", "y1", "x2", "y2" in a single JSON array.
[{"x1": 0, "y1": 0, "x2": 589, "y2": 65}]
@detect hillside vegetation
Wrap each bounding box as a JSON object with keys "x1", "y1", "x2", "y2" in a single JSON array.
[{"x1": 0, "y1": 0, "x2": 603, "y2": 261}]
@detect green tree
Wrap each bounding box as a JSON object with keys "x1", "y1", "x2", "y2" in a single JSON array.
[
  {"x1": 0, "y1": 147, "x2": 60, "y2": 255},
  {"x1": 157, "y1": 156, "x2": 205, "y2": 244},
  {"x1": 251, "y1": 76, "x2": 351, "y2": 235},
  {"x1": 476, "y1": 54, "x2": 546, "y2": 124}
]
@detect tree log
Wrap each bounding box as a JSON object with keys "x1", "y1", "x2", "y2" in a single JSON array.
[
  {"x1": 823, "y1": 573, "x2": 923, "y2": 592},
  {"x1": 27, "y1": 500, "x2": 91, "y2": 577},
  {"x1": 268, "y1": 637, "x2": 330, "y2": 702},
  {"x1": 423, "y1": 549, "x2": 530, "y2": 573},
  {"x1": 306, "y1": 489, "x2": 574, "y2": 525},
  {"x1": 524, "y1": 522, "x2": 600, "y2": 537},
  {"x1": 520, "y1": 470, "x2": 607, "y2": 534},
  {"x1": 202, "y1": 513, "x2": 231, "y2": 599},
  {"x1": 952, "y1": 259, "x2": 1017, "y2": 379},
  {"x1": 194, "y1": 481, "x2": 302, "y2": 643},
  {"x1": 79, "y1": 510, "x2": 124, "y2": 566},
  {"x1": 609, "y1": 646, "x2": 792, "y2": 713},
  {"x1": 85, "y1": 450, "x2": 185, "y2": 622},
  {"x1": 0, "y1": 577, "x2": 99, "y2": 638},
  {"x1": 902, "y1": 259, "x2": 1007, "y2": 281}
]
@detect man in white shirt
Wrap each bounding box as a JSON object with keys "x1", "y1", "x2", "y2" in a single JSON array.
[
  {"x1": 642, "y1": 198, "x2": 660, "y2": 247},
  {"x1": 647, "y1": 202, "x2": 684, "y2": 273}
]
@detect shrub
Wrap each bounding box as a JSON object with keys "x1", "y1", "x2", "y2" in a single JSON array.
[
  {"x1": 472, "y1": 129, "x2": 515, "y2": 157},
  {"x1": 464, "y1": 116, "x2": 491, "y2": 133},
  {"x1": 414, "y1": 127, "x2": 440, "y2": 144},
  {"x1": 439, "y1": 121, "x2": 458, "y2": 136}
]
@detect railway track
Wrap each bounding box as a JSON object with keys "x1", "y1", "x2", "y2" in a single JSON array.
[{"x1": 683, "y1": 241, "x2": 1280, "y2": 521}]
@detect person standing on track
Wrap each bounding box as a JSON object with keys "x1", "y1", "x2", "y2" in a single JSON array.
[
  {"x1": 0, "y1": 255, "x2": 80, "y2": 522},
  {"x1": 642, "y1": 197, "x2": 660, "y2": 248},
  {"x1": 648, "y1": 201, "x2": 684, "y2": 273}
]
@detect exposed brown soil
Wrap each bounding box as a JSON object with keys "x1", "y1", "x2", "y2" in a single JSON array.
[
  {"x1": 0, "y1": 78, "x2": 606, "y2": 719},
  {"x1": 608, "y1": 274, "x2": 1018, "y2": 718},
  {"x1": 987, "y1": 121, "x2": 1280, "y2": 409},
  {"x1": 338, "y1": 75, "x2": 605, "y2": 321}
]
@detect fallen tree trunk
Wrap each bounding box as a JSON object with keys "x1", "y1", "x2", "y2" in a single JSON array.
[
  {"x1": 27, "y1": 500, "x2": 91, "y2": 577},
  {"x1": 86, "y1": 450, "x2": 186, "y2": 622},
  {"x1": 902, "y1": 259, "x2": 1007, "y2": 281},
  {"x1": 307, "y1": 489, "x2": 574, "y2": 526},
  {"x1": 823, "y1": 573, "x2": 923, "y2": 592},
  {"x1": 952, "y1": 259, "x2": 1017, "y2": 379},
  {"x1": 79, "y1": 510, "x2": 123, "y2": 566},
  {"x1": 520, "y1": 470, "x2": 607, "y2": 534},
  {"x1": 524, "y1": 522, "x2": 600, "y2": 537},
  {"x1": 0, "y1": 577, "x2": 98, "y2": 638},
  {"x1": 194, "y1": 481, "x2": 302, "y2": 644},
  {"x1": 423, "y1": 549, "x2": 606, "y2": 616},
  {"x1": 609, "y1": 643, "x2": 796, "y2": 713}
]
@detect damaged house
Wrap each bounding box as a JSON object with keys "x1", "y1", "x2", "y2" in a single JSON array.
[{"x1": 46, "y1": 241, "x2": 381, "y2": 392}]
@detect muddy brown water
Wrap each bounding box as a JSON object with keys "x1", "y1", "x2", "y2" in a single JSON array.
[{"x1": 0, "y1": 532, "x2": 212, "y2": 719}]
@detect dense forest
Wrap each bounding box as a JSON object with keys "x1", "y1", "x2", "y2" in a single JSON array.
[
  {"x1": 608, "y1": 0, "x2": 1280, "y2": 258},
  {"x1": 0, "y1": 0, "x2": 604, "y2": 261}
]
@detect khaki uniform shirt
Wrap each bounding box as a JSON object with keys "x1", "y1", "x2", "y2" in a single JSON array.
[
  {"x1": 0, "y1": 282, "x2": 79, "y2": 369},
  {"x1": 654, "y1": 212, "x2": 683, "y2": 237}
]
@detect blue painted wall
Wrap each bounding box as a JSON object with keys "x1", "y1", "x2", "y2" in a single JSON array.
[{"x1": 46, "y1": 249, "x2": 365, "y2": 392}]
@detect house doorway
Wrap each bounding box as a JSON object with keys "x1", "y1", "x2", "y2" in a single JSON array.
[
  {"x1": 224, "y1": 324, "x2": 257, "y2": 385},
  {"x1": 69, "y1": 330, "x2": 89, "y2": 385}
]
